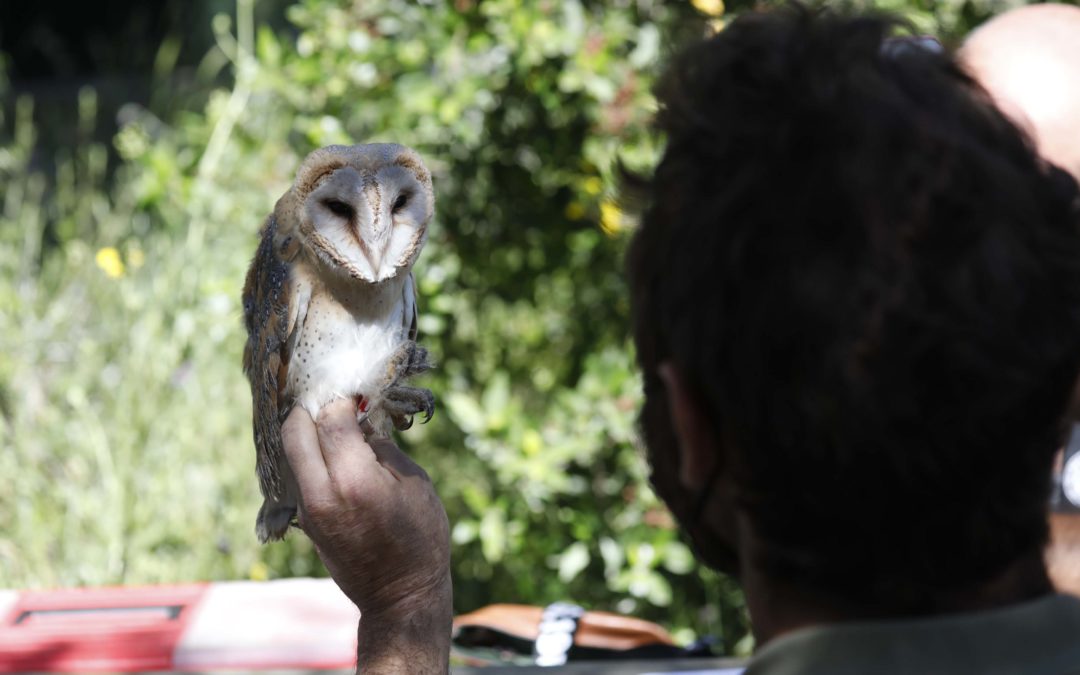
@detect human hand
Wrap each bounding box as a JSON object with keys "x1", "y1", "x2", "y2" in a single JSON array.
[{"x1": 282, "y1": 398, "x2": 452, "y2": 674}]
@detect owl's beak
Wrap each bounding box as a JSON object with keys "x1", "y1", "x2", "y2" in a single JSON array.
[
  {"x1": 365, "y1": 239, "x2": 384, "y2": 270},
  {"x1": 357, "y1": 190, "x2": 392, "y2": 271},
  {"x1": 356, "y1": 224, "x2": 381, "y2": 271}
]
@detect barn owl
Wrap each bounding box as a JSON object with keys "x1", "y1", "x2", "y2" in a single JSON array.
[{"x1": 242, "y1": 143, "x2": 435, "y2": 543}]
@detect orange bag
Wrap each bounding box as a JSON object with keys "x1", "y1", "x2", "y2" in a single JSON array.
[{"x1": 452, "y1": 602, "x2": 713, "y2": 666}]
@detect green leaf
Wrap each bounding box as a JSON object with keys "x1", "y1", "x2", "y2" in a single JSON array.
[
  {"x1": 445, "y1": 391, "x2": 486, "y2": 434},
  {"x1": 452, "y1": 520, "x2": 479, "y2": 545},
  {"x1": 256, "y1": 26, "x2": 283, "y2": 66},
  {"x1": 662, "y1": 541, "x2": 696, "y2": 575},
  {"x1": 479, "y1": 508, "x2": 508, "y2": 564},
  {"x1": 557, "y1": 541, "x2": 590, "y2": 583}
]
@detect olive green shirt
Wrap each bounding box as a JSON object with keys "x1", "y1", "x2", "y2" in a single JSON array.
[{"x1": 746, "y1": 594, "x2": 1080, "y2": 674}]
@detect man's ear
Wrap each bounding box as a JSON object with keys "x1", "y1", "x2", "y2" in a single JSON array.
[{"x1": 658, "y1": 361, "x2": 719, "y2": 491}]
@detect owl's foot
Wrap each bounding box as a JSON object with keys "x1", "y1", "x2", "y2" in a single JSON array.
[
  {"x1": 363, "y1": 341, "x2": 435, "y2": 432},
  {"x1": 386, "y1": 340, "x2": 434, "y2": 387},
  {"x1": 383, "y1": 385, "x2": 436, "y2": 431}
]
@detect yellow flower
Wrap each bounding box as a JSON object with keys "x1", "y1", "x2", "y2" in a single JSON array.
[
  {"x1": 249, "y1": 560, "x2": 269, "y2": 581},
  {"x1": 522, "y1": 429, "x2": 542, "y2": 457},
  {"x1": 709, "y1": 18, "x2": 727, "y2": 34},
  {"x1": 564, "y1": 201, "x2": 586, "y2": 220},
  {"x1": 95, "y1": 247, "x2": 125, "y2": 278},
  {"x1": 582, "y1": 176, "x2": 603, "y2": 196},
  {"x1": 692, "y1": 0, "x2": 725, "y2": 17},
  {"x1": 600, "y1": 200, "x2": 623, "y2": 236}
]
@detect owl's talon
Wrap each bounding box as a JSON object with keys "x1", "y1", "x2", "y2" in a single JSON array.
[{"x1": 383, "y1": 385, "x2": 436, "y2": 431}]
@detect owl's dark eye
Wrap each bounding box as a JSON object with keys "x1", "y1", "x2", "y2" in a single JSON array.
[
  {"x1": 324, "y1": 199, "x2": 354, "y2": 218},
  {"x1": 392, "y1": 193, "x2": 409, "y2": 213}
]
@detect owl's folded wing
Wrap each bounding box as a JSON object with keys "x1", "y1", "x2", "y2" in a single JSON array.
[
  {"x1": 404, "y1": 270, "x2": 418, "y2": 342},
  {"x1": 241, "y1": 213, "x2": 299, "y2": 503}
]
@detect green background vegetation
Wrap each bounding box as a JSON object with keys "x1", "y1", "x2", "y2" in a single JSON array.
[{"x1": 0, "y1": 0, "x2": 1065, "y2": 654}]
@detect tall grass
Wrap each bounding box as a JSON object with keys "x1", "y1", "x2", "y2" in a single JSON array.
[{"x1": 0, "y1": 67, "x2": 309, "y2": 587}]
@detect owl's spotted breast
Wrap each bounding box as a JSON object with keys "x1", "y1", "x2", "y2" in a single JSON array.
[{"x1": 285, "y1": 269, "x2": 412, "y2": 423}]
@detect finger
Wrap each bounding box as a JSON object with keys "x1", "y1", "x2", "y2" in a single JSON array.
[
  {"x1": 281, "y1": 406, "x2": 330, "y2": 497},
  {"x1": 368, "y1": 438, "x2": 431, "y2": 483},
  {"x1": 316, "y1": 397, "x2": 387, "y2": 487}
]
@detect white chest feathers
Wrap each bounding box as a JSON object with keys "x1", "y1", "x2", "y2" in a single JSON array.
[{"x1": 285, "y1": 273, "x2": 412, "y2": 418}]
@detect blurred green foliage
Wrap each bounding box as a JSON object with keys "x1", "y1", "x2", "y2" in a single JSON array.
[{"x1": 0, "y1": 0, "x2": 1061, "y2": 654}]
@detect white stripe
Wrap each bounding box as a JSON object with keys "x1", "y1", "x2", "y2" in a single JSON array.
[
  {"x1": 173, "y1": 578, "x2": 359, "y2": 669},
  {"x1": 0, "y1": 590, "x2": 18, "y2": 622}
]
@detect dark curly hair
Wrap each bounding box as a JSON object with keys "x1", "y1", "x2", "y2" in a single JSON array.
[{"x1": 629, "y1": 5, "x2": 1080, "y2": 610}]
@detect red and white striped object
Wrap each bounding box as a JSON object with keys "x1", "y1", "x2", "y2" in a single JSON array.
[{"x1": 0, "y1": 578, "x2": 360, "y2": 672}]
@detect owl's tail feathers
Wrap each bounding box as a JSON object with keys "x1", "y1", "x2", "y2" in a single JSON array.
[{"x1": 256, "y1": 499, "x2": 298, "y2": 543}]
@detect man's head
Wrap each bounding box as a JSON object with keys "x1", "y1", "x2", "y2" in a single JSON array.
[
  {"x1": 629, "y1": 6, "x2": 1080, "y2": 614},
  {"x1": 961, "y1": 3, "x2": 1080, "y2": 180}
]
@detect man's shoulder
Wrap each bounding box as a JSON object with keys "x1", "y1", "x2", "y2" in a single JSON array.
[{"x1": 746, "y1": 594, "x2": 1080, "y2": 675}]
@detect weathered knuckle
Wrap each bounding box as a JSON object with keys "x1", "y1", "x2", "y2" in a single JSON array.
[
  {"x1": 327, "y1": 477, "x2": 373, "y2": 511},
  {"x1": 339, "y1": 481, "x2": 369, "y2": 506},
  {"x1": 319, "y1": 422, "x2": 351, "y2": 447},
  {"x1": 302, "y1": 498, "x2": 336, "y2": 524}
]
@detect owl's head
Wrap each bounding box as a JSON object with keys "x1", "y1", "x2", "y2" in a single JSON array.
[{"x1": 281, "y1": 143, "x2": 433, "y2": 283}]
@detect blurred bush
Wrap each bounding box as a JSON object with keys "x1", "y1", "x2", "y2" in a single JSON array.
[{"x1": 0, "y1": 0, "x2": 1059, "y2": 654}]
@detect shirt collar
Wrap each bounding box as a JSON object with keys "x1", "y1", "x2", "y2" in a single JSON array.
[{"x1": 746, "y1": 593, "x2": 1080, "y2": 675}]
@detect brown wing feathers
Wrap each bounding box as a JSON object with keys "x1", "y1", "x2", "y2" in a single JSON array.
[
  {"x1": 241, "y1": 214, "x2": 293, "y2": 502},
  {"x1": 406, "y1": 271, "x2": 418, "y2": 342}
]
